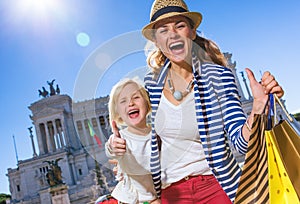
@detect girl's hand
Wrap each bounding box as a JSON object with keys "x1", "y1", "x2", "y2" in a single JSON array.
[{"x1": 108, "y1": 121, "x2": 126, "y2": 156}]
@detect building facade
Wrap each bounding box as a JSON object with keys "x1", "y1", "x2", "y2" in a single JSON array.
[{"x1": 7, "y1": 93, "x2": 116, "y2": 204}]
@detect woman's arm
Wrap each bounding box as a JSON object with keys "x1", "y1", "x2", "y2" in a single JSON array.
[
  {"x1": 241, "y1": 68, "x2": 284, "y2": 141},
  {"x1": 219, "y1": 67, "x2": 284, "y2": 154}
]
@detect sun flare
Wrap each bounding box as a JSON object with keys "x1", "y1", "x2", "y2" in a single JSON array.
[
  {"x1": 8, "y1": 0, "x2": 65, "y2": 28},
  {"x1": 18, "y1": 0, "x2": 60, "y2": 15}
]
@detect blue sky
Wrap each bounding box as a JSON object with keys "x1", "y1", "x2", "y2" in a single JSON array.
[{"x1": 1, "y1": 0, "x2": 300, "y2": 194}]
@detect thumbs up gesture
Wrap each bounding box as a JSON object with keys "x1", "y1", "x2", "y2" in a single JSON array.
[
  {"x1": 245, "y1": 68, "x2": 284, "y2": 114},
  {"x1": 108, "y1": 121, "x2": 126, "y2": 156}
]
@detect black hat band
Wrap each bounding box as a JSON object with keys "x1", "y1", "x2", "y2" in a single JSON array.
[{"x1": 151, "y1": 6, "x2": 187, "y2": 22}]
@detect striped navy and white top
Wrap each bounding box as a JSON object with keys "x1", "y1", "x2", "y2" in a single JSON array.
[{"x1": 144, "y1": 54, "x2": 248, "y2": 202}]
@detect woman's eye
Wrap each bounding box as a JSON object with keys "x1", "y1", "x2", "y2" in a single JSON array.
[
  {"x1": 157, "y1": 28, "x2": 167, "y2": 34},
  {"x1": 176, "y1": 23, "x2": 186, "y2": 29},
  {"x1": 160, "y1": 30, "x2": 167, "y2": 34}
]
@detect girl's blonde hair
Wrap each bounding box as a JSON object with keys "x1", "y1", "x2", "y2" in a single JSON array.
[{"x1": 108, "y1": 78, "x2": 151, "y2": 127}]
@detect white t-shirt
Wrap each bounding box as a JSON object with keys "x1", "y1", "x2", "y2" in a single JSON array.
[
  {"x1": 155, "y1": 92, "x2": 212, "y2": 188},
  {"x1": 106, "y1": 128, "x2": 156, "y2": 203}
]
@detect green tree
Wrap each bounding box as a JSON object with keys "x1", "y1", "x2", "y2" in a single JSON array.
[
  {"x1": 293, "y1": 112, "x2": 300, "y2": 122},
  {"x1": 0, "y1": 193, "x2": 11, "y2": 204}
]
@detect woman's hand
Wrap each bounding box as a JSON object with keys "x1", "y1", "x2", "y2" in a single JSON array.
[
  {"x1": 245, "y1": 68, "x2": 284, "y2": 114},
  {"x1": 108, "y1": 121, "x2": 126, "y2": 156},
  {"x1": 260, "y1": 70, "x2": 284, "y2": 98},
  {"x1": 241, "y1": 68, "x2": 284, "y2": 141}
]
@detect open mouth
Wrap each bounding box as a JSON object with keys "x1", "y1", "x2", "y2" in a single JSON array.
[
  {"x1": 128, "y1": 109, "x2": 140, "y2": 119},
  {"x1": 169, "y1": 41, "x2": 184, "y2": 51}
]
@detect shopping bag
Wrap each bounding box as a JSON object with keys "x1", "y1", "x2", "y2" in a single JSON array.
[
  {"x1": 235, "y1": 113, "x2": 269, "y2": 204},
  {"x1": 267, "y1": 94, "x2": 300, "y2": 200},
  {"x1": 235, "y1": 94, "x2": 300, "y2": 203},
  {"x1": 265, "y1": 129, "x2": 299, "y2": 203}
]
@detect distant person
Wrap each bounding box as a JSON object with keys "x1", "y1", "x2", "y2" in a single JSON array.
[{"x1": 105, "y1": 78, "x2": 160, "y2": 204}]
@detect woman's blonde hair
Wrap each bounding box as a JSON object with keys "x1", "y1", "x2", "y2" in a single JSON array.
[{"x1": 108, "y1": 78, "x2": 151, "y2": 127}]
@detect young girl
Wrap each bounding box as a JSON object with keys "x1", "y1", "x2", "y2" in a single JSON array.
[{"x1": 105, "y1": 78, "x2": 160, "y2": 204}]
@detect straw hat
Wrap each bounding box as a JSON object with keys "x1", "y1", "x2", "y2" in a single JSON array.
[{"x1": 142, "y1": 0, "x2": 202, "y2": 41}]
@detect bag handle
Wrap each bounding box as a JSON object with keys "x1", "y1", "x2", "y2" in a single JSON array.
[{"x1": 271, "y1": 94, "x2": 294, "y2": 125}]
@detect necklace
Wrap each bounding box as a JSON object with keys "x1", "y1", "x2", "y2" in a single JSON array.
[{"x1": 167, "y1": 70, "x2": 193, "y2": 101}]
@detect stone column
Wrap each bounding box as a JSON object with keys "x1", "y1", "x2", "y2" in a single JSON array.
[
  {"x1": 52, "y1": 120, "x2": 61, "y2": 149},
  {"x1": 75, "y1": 120, "x2": 86, "y2": 147},
  {"x1": 83, "y1": 119, "x2": 91, "y2": 147},
  {"x1": 69, "y1": 158, "x2": 77, "y2": 184},
  {"x1": 57, "y1": 119, "x2": 65, "y2": 147},
  {"x1": 95, "y1": 117, "x2": 104, "y2": 145},
  {"x1": 29, "y1": 127, "x2": 38, "y2": 157},
  {"x1": 104, "y1": 113, "x2": 111, "y2": 139},
  {"x1": 60, "y1": 119, "x2": 70, "y2": 148},
  {"x1": 36, "y1": 123, "x2": 45, "y2": 154},
  {"x1": 49, "y1": 122, "x2": 57, "y2": 152},
  {"x1": 45, "y1": 122, "x2": 53, "y2": 153},
  {"x1": 58, "y1": 127, "x2": 64, "y2": 148},
  {"x1": 240, "y1": 71, "x2": 252, "y2": 100}
]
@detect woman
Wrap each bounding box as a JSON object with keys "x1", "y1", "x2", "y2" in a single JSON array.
[{"x1": 109, "y1": 0, "x2": 284, "y2": 203}]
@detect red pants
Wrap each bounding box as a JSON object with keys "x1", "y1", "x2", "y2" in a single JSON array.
[{"x1": 161, "y1": 175, "x2": 232, "y2": 204}]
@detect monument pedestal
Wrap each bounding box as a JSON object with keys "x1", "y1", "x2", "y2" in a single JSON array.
[
  {"x1": 39, "y1": 188, "x2": 52, "y2": 204},
  {"x1": 50, "y1": 184, "x2": 70, "y2": 204}
]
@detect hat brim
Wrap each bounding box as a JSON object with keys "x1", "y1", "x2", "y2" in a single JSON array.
[{"x1": 142, "y1": 11, "x2": 202, "y2": 41}]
